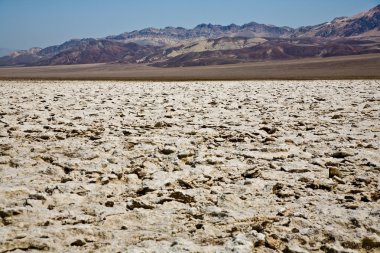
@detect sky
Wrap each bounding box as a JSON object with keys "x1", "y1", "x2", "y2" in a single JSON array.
[{"x1": 0, "y1": 0, "x2": 379, "y2": 50}]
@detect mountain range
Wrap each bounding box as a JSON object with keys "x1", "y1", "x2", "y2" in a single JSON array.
[
  {"x1": 1, "y1": 4, "x2": 379, "y2": 67},
  {"x1": 0, "y1": 48, "x2": 18, "y2": 57}
]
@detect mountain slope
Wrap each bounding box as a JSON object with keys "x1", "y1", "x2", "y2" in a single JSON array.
[
  {"x1": 0, "y1": 4, "x2": 379, "y2": 67},
  {"x1": 0, "y1": 48, "x2": 42, "y2": 66},
  {"x1": 0, "y1": 48, "x2": 18, "y2": 57},
  {"x1": 36, "y1": 39, "x2": 159, "y2": 65},
  {"x1": 151, "y1": 38, "x2": 380, "y2": 67},
  {"x1": 106, "y1": 23, "x2": 294, "y2": 47},
  {"x1": 295, "y1": 4, "x2": 380, "y2": 38}
]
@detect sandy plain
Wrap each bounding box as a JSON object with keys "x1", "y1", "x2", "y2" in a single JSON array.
[
  {"x1": 0, "y1": 80, "x2": 379, "y2": 252},
  {"x1": 1, "y1": 54, "x2": 380, "y2": 81}
]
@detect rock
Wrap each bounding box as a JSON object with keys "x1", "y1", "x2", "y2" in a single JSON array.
[
  {"x1": 255, "y1": 233, "x2": 266, "y2": 246},
  {"x1": 371, "y1": 192, "x2": 380, "y2": 202},
  {"x1": 325, "y1": 161, "x2": 340, "y2": 167},
  {"x1": 265, "y1": 235, "x2": 283, "y2": 250},
  {"x1": 0, "y1": 143, "x2": 12, "y2": 152},
  {"x1": 329, "y1": 167, "x2": 343, "y2": 178},
  {"x1": 126, "y1": 200, "x2": 154, "y2": 210},
  {"x1": 28, "y1": 194, "x2": 47, "y2": 201},
  {"x1": 71, "y1": 239, "x2": 86, "y2": 247},
  {"x1": 331, "y1": 114, "x2": 343, "y2": 119},
  {"x1": 206, "y1": 158, "x2": 224, "y2": 165},
  {"x1": 282, "y1": 167, "x2": 310, "y2": 173},
  {"x1": 101, "y1": 177, "x2": 110, "y2": 185},
  {"x1": 272, "y1": 183, "x2": 284, "y2": 195},
  {"x1": 277, "y1": 207, "x2": 292, "y2": 217},
  {"x1": 284, "y1": 244, "x2": 309, "y2": 253},
  {"x1": 0, "y1": 240, "x2": 49, "y2": 252},
  {"x1": 105, "y1": 201, "x2": 114, "y2": 207},
  {"x1": 9, "y1": 158, "x2": 23, "y2": 168},
  {"x1": 177, "y1": 151, "x2": 194, "y2": 159},
  {"x1": 195, "y1": 223, "x2": 204, "y2": 229},
  {"x1": 272, "y1": 183, "x2": 294, "y2": 198},
  {"x1": 343, "y1": 203, "x2": 359, "y2": 210},
  {"x1": 263, "y1": 137, "x2": 276, "y2": 143},
  {"x1": 177, "y1": 179, "x2": 194, "y2": 189},
  {"x1": 333, "y1": 176, "x2": 345, "y2": 184},
  {"x1": 61, "y1": 177, "x2": 73, "y2": 183},
  {"x1": 0, "y1": 208, "x2": 23, "y2": 218},
  {"x1": 354, "y1": 176, "x2": 372, "y2": 185},
  {"x1": 154, "y1": 121, "x2": 171, "y2": 128},
  {"x1": 107, "y1": 157, "x2": 118, "y2": 164},
  {"x1": 242, "y1": 168, "x2": 262, "y2": 178},
  {"x1": 324, "y1": 243, "x2": 358, "y2": 253},
  {"x1": 225, "y1": 234, "x2": 254, "y2": 253},
  {"x1": 136, "y1": 187, "x2": 155, "y2": 196},
  {"x1": 260, "y1": 126, "x2": 277, "y2": 134},
  {"x1": 122, "y1": 130, "x2": 132, "y2": 136},
  {"x1": 126, "y1": 173, "x2": 140, "y2": 184},
  {"x1": 362, "y1": 234, "x2": 380, "y2": 249},
  {"x1": 169, "y1": 191, "x2": 195, "y2": 204},
  {"x1": 306, "y1": 179, "x2": 336, "y2": 191},
  {"x1": 331, "y1": 151, "x2": 354, "y2": 158},
  {"x1": 0, "y1": 208, "x2": 24, "y2": 225},
  {"x1": 89, "y1": 135, "x2": 102, "y2": 141},
  {"x1": 159, "y1": 146, "x2": 176, "y2": 155},
  {"x1": 205, "y1": 206, "x2": 229, "y2": 218}
]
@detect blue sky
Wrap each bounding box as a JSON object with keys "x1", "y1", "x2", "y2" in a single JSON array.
[{"x1": 0, "y1": 0, "x2": 379, "y2": 50}]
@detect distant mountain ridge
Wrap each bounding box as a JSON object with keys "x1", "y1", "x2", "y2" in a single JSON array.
[
  {"x1": 1, "y1": 4, "x2": 379, "y2": 67},
  {"x1": 0, "y1": 48, "x2": 19, "y2": 57},
  {"x1": 105, "y1": 22, "x2": 294, "y2": 46},
  {"x1": 294, "y1": 4, "x2": 380, "y2": 38}
]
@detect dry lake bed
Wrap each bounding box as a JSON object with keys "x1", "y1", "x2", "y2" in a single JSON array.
[{"x1": 0, "y1": 80, "x2": 379, "y2": 253}]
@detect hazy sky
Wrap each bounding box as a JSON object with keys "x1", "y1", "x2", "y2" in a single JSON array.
[{"x1": 0, "y1": 0, "x2": 379, "y2": 50}]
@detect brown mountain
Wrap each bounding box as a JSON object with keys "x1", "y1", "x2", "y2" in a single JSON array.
[
  {"x1": 150, "y1": 37, "x2": 380, "y2": 67},
  {"x1": 0, "y1": 4, "x2": 379, "y2": 67},
  {"x1": 36, "y1": 39, "x2": 160, "y2": 65},
  {"x1": 295, "y1": 5, "x2": 380, "y2": 38},
  {"x1": 0, "y1": 47, "x2": 42, "y2": 66},
  {"x1": 106, "y1": 23, "x2": 294, "y2": 47}
]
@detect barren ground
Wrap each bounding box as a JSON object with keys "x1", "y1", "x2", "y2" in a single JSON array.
[
  {"x1": 0, "y1": 80, "x2": 379, "y2": 252},
  {"x1": 1, "y1": 54, "x2": 380, "y2": 81}
]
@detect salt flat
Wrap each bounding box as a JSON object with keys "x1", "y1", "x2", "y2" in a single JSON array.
[{"x1": 0, "y1": 80, "x2": 379, "y2": 252}]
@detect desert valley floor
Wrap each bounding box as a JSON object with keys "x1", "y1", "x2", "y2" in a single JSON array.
[{"x1": 0, "y1": 80, "x2": 379, "y2": 252}]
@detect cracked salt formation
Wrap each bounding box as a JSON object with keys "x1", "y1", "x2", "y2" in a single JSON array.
[{"x1": 0, "y1": 80, "x2": 379, "y2": 252}]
